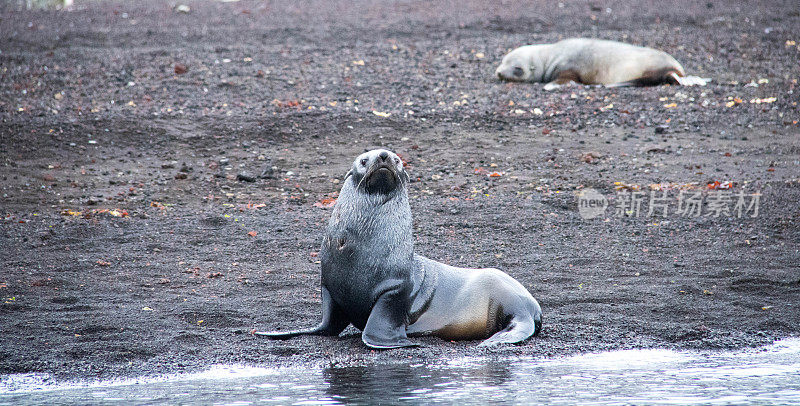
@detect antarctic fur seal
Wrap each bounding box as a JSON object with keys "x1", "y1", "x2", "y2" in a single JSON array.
[
  {"x1": 256, "y1": 149, "x2": 542, "y2": 348},
  {"x1": 495, "y1": 38, "x2": 708, "y2": 87}
]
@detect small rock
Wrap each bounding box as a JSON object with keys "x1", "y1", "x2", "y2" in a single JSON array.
[
  {"x1": 219, "y1": 158, "x2": 230, "y2": 166},
  {"x1": 219, "y1": 78, "x2": 241, "y2": 87},
  {"x1": 259, "y1": 166, "x2": 275, "y2": 179},
  {"x1": 161, "y1": 162, "x2": 176, "y2": 169},
  {"x1": 179, "y1": 162, "x2": 192, "y2": 173},
  {"x1": 174, "y1": 172, "x2": 188, "y2": 180},
  {"x1": 174, "y1": 63, "x2": 188, "y2": 75},
  {"x1": 654, "y1": 125, "x2": 668, "y2": 134},
  {"x1": 87, "y1": 198, "x2": 99, "y2": 205},
  {"x1": 581, "y1": 151, "x2": 603, "y2": 164},
  {"x1": 237, "y1": 172, "x2": 256, "y2": 182}
]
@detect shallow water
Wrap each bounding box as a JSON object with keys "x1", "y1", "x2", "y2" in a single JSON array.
[{"x1": 2, "y1": 339, "x2": 800, "y2": 405}]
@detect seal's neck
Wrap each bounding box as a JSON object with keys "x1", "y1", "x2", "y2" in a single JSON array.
[
  {"x1": 329, "y1": 179, "x2": 414, "y2": 261},
  {"x1": 531, "y1": 44, "x2": 557, "y2": 82}
]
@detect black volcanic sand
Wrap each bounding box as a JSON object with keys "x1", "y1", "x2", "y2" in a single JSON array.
[{"x1": 1, "y1": 0, "x2": 799, "y2": 380}]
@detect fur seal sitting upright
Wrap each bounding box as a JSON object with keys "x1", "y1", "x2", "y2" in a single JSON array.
[
  {"x1": 495, "y1": 38, "x2": 708, "y2": 88},
  {"x1": 256, "y1": 149, "x2": 542, "y2": 348}
]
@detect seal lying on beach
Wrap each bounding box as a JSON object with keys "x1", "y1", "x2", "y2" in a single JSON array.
[
  {"x1": 256, "y1": 149, "x2": 542, "y2": 348},
  {"x1": 495, "y1": 38, "x2": 708, "y2": 88}
]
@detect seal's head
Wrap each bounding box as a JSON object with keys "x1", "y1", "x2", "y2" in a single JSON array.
[
  {"x1": 346, "y1": 149, "x2": 409, "y2": 196},
  {"x1": 495, "y1": 45, "x2": 548, "y2": 82}
]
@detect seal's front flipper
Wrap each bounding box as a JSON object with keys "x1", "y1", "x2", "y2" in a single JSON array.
[
  {"x1": 255, "y1": 329, "x2": 313, "y2": 339},
  {"x1": 362, "y1": 285, "x2": 419, "y2": 349},
  {"x1": 255, "y1": 285, "x2": 350, "y2": 339},
  {"x1": 543, "y1": 82, "x2": 563, "y2": 91}
]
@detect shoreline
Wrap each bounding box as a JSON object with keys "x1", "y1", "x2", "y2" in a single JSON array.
[{"x1": 3, "y1": 337, "x2": 799, "y2": 394}]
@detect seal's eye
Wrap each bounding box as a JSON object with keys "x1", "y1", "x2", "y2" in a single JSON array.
[
  {"x1": 360, "y1": 158, "x2": 368, "y2": 166},
  {"x1": 394, "y1": 158, "x2": 400, "y2": 164},
  {"x1": 513, "y1": 67, "x2": 524, "y2": 77}
]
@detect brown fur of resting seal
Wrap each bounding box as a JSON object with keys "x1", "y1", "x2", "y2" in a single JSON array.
[{"x1": 495, "y1": 38, "x2": 708, "y2": 87}]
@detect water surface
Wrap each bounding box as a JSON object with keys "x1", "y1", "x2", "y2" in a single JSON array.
[{"x1": 2, "y1": 339, "x2": 799, "y2": 405}]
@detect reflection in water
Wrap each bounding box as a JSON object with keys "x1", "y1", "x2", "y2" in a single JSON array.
[
  {"x1": 2, "y1": 339, "x2": 800, "y2": 405},
  {"x1": 324, "y1": 362, "x2": 512, "y2": 403}
]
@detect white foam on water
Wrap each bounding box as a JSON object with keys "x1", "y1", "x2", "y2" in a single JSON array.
[
  {"x1": 556, "y1": 347, "x2": 690, "y2": 369},
  {"x1": 0, "y1": 364, "x2": 285, "y2": 394}
]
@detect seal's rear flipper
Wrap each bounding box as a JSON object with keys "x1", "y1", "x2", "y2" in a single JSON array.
[
  {"x1": 477, "y1": 297, "x2": 542, "y2": 347},
  {"x1": 476, "y1": 318, "x2": 536, "y2": 347},
  {"x1": 606, "y1": 68, "x2": 680, "y2": 87},
  {"x1": 673, "y1": 74, "x2": 711, "y2": 86},
  {"x1": 608, "y1": 71, "x2": 710, "y2": 88},
  {"x1": 362, "y1": 284, "x2": 420, "y2": 349}
]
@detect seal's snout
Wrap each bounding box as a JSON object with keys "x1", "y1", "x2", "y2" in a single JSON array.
[
  {"x1": 351, "y1": 149, "x2": 407, "y2": 196},
  {"x1": 363, "y1": 150, "x2": 402, "y2": 195},
  {"x1": 496, "y1": 65, "x2": 525, "y2": 82},
  {"x1": 495, "y1": 66, "x2": 504, "y2": 80},
  {"x1": 366, "y1": 167, "x2": 397, "y2": 195}
]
